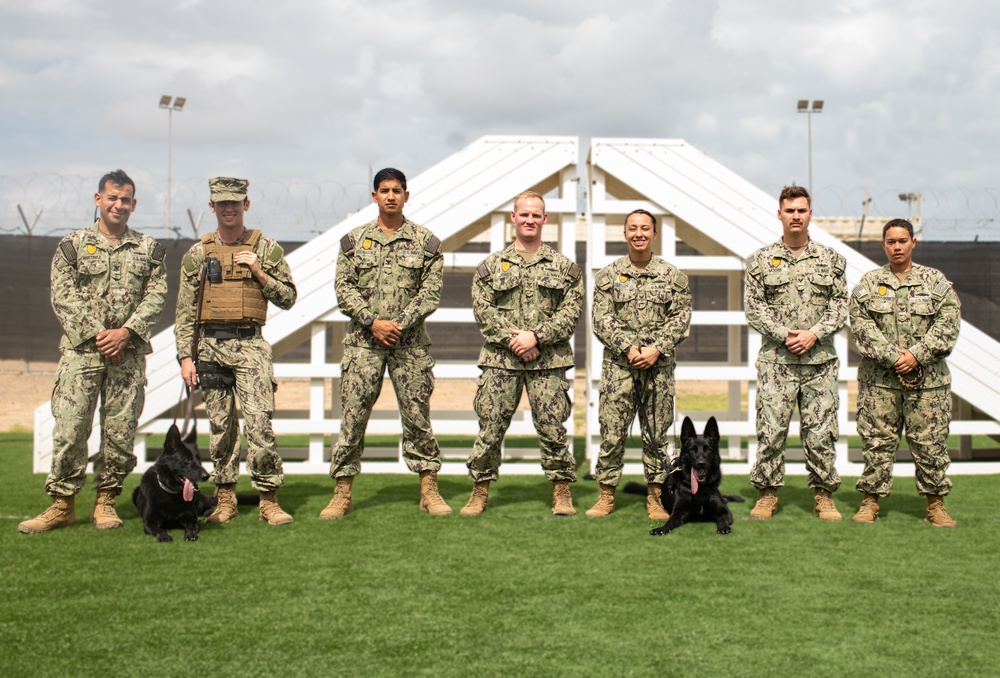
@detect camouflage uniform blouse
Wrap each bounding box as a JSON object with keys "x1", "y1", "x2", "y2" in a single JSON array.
[
  {"x1": 592, "y1": 256, "x2": 692, "y2": 366},
  {"x1": 175, "y1": 229, "x2": 296, "y2": 361},
  {"x1": 472, "y1": 242, "x2": 584, "y2": 371},
  {"x1": 51, "y1": 223, "x2": 167, "y2": 354},
  {"x1": 744, "y1": 240, "x2": 848, "y2": 364},
  {"x1": 850, "y1": 264, "x2": 960, "y2": 389},
  {"x1": 335, "y1": 219, "x2": 443, "y2": 350}
]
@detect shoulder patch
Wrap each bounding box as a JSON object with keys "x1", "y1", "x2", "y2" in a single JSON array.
[
  {"x1": 58, "y1": 240, "x2": 78, "y2": 266},
  {"x1": 340, "y1": 234, "x2": 355, "y2": 254},
  {"x1": 932, "y1": 280, "x2": 952, "y2": 300},
  {"x1": 181, "y1": 251, "x2": 200, "y2": 276},
  {"x1": 424, "y1": 235, "x2": 441, "y2": 256},
  {"x1": 852, "y1": 284, "x2": 869, "y2": 302},
  {"x1": 151, "y1": 242, "x2": 166, "y2": 263},
  {"x1": 477, "y1": 262, "x2": 491, "y2": 280},
  {"x1": 595, "y1": 270, "x2": 612, "y2": 291},
  {"x1": 745, "y1": 255, "x2": 760, "y2": 275},
  {"x1": 567, "y1": 263, "x2": 582, "y2": 281},
  {"x1": 833, "y1": 253, "x2": 846, "y2": 275},
  {"x1": 266, "y1": 241, "x2": 284, "y2": 265},
  {"x1": 672, "y1": 270, "x2": 689, "y2": 291}
]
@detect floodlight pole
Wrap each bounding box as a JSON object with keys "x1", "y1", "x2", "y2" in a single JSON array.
[
  {"x1": 159, "y1": 95, "x2": 186, "y2": 236},
  {"x1": 796, "y1": 99, "x2": 823, "y2": 197}
]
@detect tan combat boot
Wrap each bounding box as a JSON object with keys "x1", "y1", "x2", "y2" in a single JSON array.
[
  {"x1": 750, "y1": 487, "x2": 779, "y2": 520},
  {"x1": 813, "y1": 488, "x2": 843, "y2": 522},
  {"x1": 925, "y1": 495, "x2": 956, "y2": 528},
  {"x1": 852, "y1": 494, "x2": 880, "y2": 523},
  {"x1": 460, "y1": 481, "x2": 490, "y2": 516},
  {"x1": 18, "y1": 495, "x2": 76, "y2": 534},
  {"x1": 92, "y1": 489, "x2": 123, "y2": 529},
  {"x1": 646, "y1": 482, "x2": 670, "y2": 521},
  {"x1": 551, "y1": 480, "x2": 576, "y2": 516},
  {"x1": 259, "y1": 490, "x2": 293, "y2": 525},
  {"x1": 585, "y1": 484, "x2": 616, "y2": 517},
  {"x1": 319, "y1": 476, "x2": 354, "y2": 519},
  {"x1": 418, "y1": 471, "x2": 452, "y2": 515},
  {"x1": 206, "y1": 483, "x2": 238, "y2": 524}
]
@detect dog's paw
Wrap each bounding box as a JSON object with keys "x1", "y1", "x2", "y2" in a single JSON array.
[
  {"x1": 649, "y1": 525, "x2": 672, "y2": 536},
  {"x1": 156, "y1": 534, "x2": 173, "y2": 543},
  {"x1": 184, "y1": 534, "x2": 199, "y2": 542},
  {"x1": 717, "y1": 525, "x2": 733, "y2": 535}
]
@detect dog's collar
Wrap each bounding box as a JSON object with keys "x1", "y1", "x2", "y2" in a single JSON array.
[{"x1": 156, "y1": 473, "x2": 182, "y2": 495}]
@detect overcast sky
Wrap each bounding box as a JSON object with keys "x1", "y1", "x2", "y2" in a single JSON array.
[{"x1": 1, "y1": 0, "x2": 997, "y2": 241}]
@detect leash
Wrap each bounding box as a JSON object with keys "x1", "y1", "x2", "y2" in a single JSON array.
[
  {"x1": 632, "y1": 363, "x2": 673, "y2": 471},
  {"x1": 174, "y1": 383, "x2": 198, "y2": 438}
]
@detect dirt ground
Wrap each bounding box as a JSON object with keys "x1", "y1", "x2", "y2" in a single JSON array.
[{"x1": 1, "y1": 360, "x2": 741, "y2": 434}]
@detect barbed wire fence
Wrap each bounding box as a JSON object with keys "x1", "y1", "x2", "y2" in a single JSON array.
[
  {"x1": 0, "y1": 174, "x2": 371, "y2": 243},
  {"x1": 3, "y1": 174, "x2": 998, "y2": 242}
]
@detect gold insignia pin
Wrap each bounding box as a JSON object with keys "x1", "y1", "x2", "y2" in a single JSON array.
[
  {"x1": 362, "y1": 238, "x2": 372, "y2": 250},
  {"x1": 86, "y1": 244, "x2": 97, "y2": 255},
  {"x1": 619, "y1": 274, "x2": 629, "y2": 282},
  {"x1": 501, "y1": 261, "x2": 511, "y2": 272},
  {"x1": 771, "y1": 257, "x2": 781, "y2": 267},
  {"x1": 878, "y1": 285, "x2": 887, "y2": 296}
]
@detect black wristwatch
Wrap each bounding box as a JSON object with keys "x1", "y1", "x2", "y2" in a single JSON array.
[{"x1": 363, "y1": 315, "x2": 375, "y2": 328}]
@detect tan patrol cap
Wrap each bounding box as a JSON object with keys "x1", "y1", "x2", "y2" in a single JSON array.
[{"x1": 209, "y1": 177, "x2": 249, "y2": 202}]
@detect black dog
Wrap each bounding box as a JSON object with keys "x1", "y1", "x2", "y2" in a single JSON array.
[
  {"x1": 648, "y1": 416, "x2": 735, "y2": 536},
  {"x1": 132, "y1": 424, "x2": 213, "y2": 542}
]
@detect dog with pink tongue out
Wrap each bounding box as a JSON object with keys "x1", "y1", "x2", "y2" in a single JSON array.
[
  {"x1": 649, "y1": 417, "x2": 739, "y2": 536},
  {"x1": 132, "y1": 424, "x2": 214, "y2": 542}
]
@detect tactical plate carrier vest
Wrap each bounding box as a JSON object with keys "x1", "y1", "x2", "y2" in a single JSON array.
[{"x1": 199, "y1": 230, "x2": 268, "y2": 325}]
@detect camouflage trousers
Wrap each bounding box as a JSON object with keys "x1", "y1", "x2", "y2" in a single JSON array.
[
  {"x1": 46, "y1": 348, "x2": 146, "y2": 496},
  {"x1": 594, "y1": 360, "x2": 675, "y2": 486},
  {"x1": 856, "y1": 385, "x2": 953, "y2": 497},
  {"x1": 467, "y1": 367, "x2": 576, "y2": 483},
  {"x1": 330, "y1": 345, "x2": 442, "y2": 478},
  {"x1": 750, "y1": 358, "x2": 841, "y2": 492},
  {"x1": 199, "y1": 335, "x2": 283, "y2": 492}
]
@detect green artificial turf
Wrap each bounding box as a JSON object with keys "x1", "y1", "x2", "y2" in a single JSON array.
[{"x1": 2, "y1": 431, "x2": 999, "y2": 677}]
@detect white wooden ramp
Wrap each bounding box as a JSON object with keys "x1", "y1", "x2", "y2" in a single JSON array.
[{"x1": 586, "y1": 137, "x2": 1000, "y2": 476}]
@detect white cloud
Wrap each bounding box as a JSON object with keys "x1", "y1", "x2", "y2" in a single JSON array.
[{"x1": 0, "y1": 0, "x2": 997, "y2": 239}]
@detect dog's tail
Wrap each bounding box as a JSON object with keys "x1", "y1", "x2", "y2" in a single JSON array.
[
  {"x1": 207, "y1": 494, "x2": 261, "y2": 507},
  {"x1": 623, "y1": 481, "x2": 649, "y2": 496},
  {"x1": 625, "y1": 481, "x2": 746, "y2": 503}
]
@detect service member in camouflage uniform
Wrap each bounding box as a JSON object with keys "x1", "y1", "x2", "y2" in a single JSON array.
[
  {"x1": 176, "y1": 177, "x2": 297, "y2": 526},
  {"x1": 20, "y1": 170, "x2": 167, "y2": 534},
  {"x1": 460, "y1": 191, "x2": 584, "y2": 517},
  {"x1": 849, "y1": 218, "x2": 960, "y2": 527},
  {"x1": 320, "y1": 167, "x2": 451, "y2": 518},
  {"x1": 588, "y1": 209, "x2": 692, "y2": 519},
  {"x1": 744, "y1": 186, "x2": 848, "y2": 522}
]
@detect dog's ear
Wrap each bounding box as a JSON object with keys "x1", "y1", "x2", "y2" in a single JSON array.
[
  {"x1": 681, "y1": 417, "x2": 696, "y2": 440},
  {"x1": 165, "y1": 424, "x2": 182, "y2": 451},
  {"x1": 183, "y1": 422, "x2": 198, "y2": 446},
  {"x1": 704, "y1": 416, "x2": 720, "y2": 444}
]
